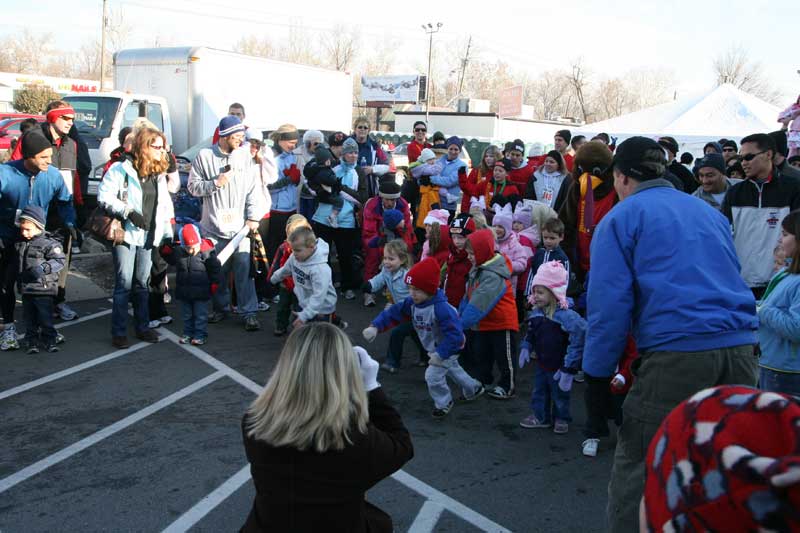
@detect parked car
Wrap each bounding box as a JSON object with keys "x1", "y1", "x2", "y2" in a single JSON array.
[
  {"x1": 0, "y1": 116, "x2": 46, "y2": 153},
  {"x1": 390, "y1": 142, "x2": 472, "y2": 182}
]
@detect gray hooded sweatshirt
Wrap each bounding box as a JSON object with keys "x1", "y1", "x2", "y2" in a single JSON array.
[
  {"x1": 270, "y1": 238, "x2": 337, "y2": 322},
  {"x1": 188, "y1": 144, "x2": 267, "y2": 240}
]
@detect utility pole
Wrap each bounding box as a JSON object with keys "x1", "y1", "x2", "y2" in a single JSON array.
[
  {"x1": 457, "y1": 35, "x2": 472, "y2": 98},
  {"x1": 100, "y1": 0, "x2": 108, "y2": 90},
  {"x1": 421, "y1": 22, "x2": 443, "y2": 125}
]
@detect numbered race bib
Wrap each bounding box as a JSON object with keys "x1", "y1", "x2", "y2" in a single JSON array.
[
  {"x1": 218, "y1": 208, "x2": 240, "y2": 234},
  {"x1": 59, "y1": 169, "x2": 74, "y2": 195},
  {"x1": 542, "y1": 187, "x2": 554, "y2": 207}
]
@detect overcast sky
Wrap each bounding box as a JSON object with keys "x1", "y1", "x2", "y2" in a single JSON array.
[{"x1": 4, "y1": 0, "x2": 798, "y2": 103}]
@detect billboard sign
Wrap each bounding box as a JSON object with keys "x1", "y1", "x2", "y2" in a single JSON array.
[
  {"x1": 361, "y1": 75, "x2": 420, "y2": 103},
  {"x1": 499, "y1": 85, "x2": 524, "y2": 118}
]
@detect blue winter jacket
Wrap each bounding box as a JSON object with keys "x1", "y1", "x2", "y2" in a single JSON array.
[
  {"x1": 270, "y1": 151, "x2": 298, "y2": 212},
  {"x1": 583, "y1": 179, "x2": 757, "y2": 377},
  {"x1": 431, "y1": 155, "x2": 466, "y2": 210},
  {"x1": 371, "y1": 289, "x2": 464, "y2": 358},
  {"x1": 312, "y1": 163, "x2": 357, "y2": 229},
  {"x1": 758, "y1": 269, "x2": 800, "y2": 373},
  {"x1": 366, "y1": 266, "x2": 410, "y2": 304},
  {"x1": 0, "y1": 160, "x2": 75, "y2": 240},
  {"x1": 521, "y1": 307, "x2": 586, "y2": 372}
]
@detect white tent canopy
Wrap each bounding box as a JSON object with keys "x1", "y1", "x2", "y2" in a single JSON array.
[{"x1": 576, "y1": 84, "x2": 781, "y2": 155}]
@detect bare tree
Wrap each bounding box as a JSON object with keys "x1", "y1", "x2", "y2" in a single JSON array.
[
  {"x1": 322, "y1": 25, "x2": 359, "y2": 72},
  {"x1": 567, "y1": 58, "x2": 591, "y2": 122},
  {"x1": 234, "y1": 35, "x2": 277, "y2": 59},
  {"x1": 525, "y1": 69, "x2": 575, "y2": 119},
  {"x1": 713, "y1": 45, "x2": 782, "y2": 104},
  {"x1": 0, "y1": 29, "x2": 55, "y2": 74}
]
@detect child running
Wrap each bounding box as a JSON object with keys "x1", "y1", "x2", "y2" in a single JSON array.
[
  {"x1": 363, "y1": 257, "x2": 484, "y2": 418},
  {"x1": 270, "y1": 226, "x2": 343, "y2": 329},
  {"x1": 15, "y1": 206, "x2": 66, "y2": 354},
  {"x1": 362, "y1": 240, "x2": 425, "y2": 372},
  {"x1": 267, "y1": 214, "x2": 312, "y2": 336},
  {"x1": 160, "y1": 224, "x2": 222, "y2": 345},
  {"x1": 518, "y1": 261, "x2": 586, "y2": 433}
]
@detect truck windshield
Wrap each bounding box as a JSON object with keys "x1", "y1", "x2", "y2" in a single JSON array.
[{"x1": 64, "y1": 96, "x2": 121, "y2": 148}]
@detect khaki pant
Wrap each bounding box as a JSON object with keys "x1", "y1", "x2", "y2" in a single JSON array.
[{"x1": 607, "y1": 344, "x2": 757, "y2": 533}]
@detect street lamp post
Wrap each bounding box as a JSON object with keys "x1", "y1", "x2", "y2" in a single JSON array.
[{"x1": 421, "y1": 22, "x2": 443, "y2": 126}]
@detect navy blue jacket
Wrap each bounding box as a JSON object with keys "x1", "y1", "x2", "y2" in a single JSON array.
[
  {"x1": 160, "y1": 239, "x2": 222, "y2": 302},
  {"x1": 15, "y1": 231, "x2": 66, "y2": 296}
]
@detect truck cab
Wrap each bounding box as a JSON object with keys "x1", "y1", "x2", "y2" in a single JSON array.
[{"x1": 63, "y1": 92, "x2": 171, "y2": 198}]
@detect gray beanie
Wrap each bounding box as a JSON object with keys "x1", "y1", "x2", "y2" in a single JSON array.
[{"x1": 342, "y1": 137, "x2": 359, "y2": 155}]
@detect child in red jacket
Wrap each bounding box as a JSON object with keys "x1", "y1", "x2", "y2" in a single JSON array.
[{"x1": 268, "y1": 214, "x2": 311, "y2": 336}]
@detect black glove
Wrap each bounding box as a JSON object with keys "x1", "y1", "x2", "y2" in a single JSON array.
[
  {"x1": 419, "y1": 175, "x2": 431, "y2": 186},
  {"x1": 457, "y1": 166, "x2": 467, "y2": 177},
  {"x1": 361, "y1": 281, "x2": 373, "y2": 294},
  {"x1": 128, "y1": 211, "x2": 147, "y2": 229}
]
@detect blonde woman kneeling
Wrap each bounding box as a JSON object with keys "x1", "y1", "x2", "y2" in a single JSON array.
[{"x1": 241, "y1": 323, "x2": 413, "y2": 533}]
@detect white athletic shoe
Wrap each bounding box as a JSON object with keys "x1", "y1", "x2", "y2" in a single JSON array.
[
  {"x1": 56, "y1": 303, "x2": 78, "y2": 321},
  {"x1": 148, "y1": 320, "x2": 162, "y2": 329},
  {"x1": 0, "y1": 325, "x2": 19, "y2": 351},
  {"x1": 582, "y1": 438, "x2": 599, "y2": 457}
]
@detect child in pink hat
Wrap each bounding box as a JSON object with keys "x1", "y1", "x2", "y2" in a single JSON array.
[{"x1": 518, "y1": 261, "x2": 586, "y2": 434}]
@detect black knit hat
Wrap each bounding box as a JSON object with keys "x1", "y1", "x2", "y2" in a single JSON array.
[
  {"x1": 505, "y1": 139, "x2": 525, "y2": 155},
  {"x1": 555, "y1": 129, "x2": 572, "y2": 144},
  {"x1": 449, "y1": 213, "x2": 476, "y2": 236},
  {"x1": 378, "y1": 180, "x2": 401, "y2": 199},
  {"x1": 721, "y1": 139, "x2": 738, "y2": 152},
  {"x1": 314, "y1": 145, "x2": 334, "y2": 166},
  {"x1": 21, "y1": 131, "x2": 52, "y2": 159},
  {"x1": 657, "y1": 136, "x2": 680, "y2": 155}
]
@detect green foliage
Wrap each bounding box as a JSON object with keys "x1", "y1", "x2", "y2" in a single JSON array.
[{"x1": 12, "y1": 84, "x2": 62, "y2": 114}]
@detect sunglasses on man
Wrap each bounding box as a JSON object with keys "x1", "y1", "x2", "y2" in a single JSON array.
[{"x1": 742, "y1": 150, "x2": 768, "y2": 162}]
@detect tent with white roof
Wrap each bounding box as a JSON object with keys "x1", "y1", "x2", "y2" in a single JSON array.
[{"x1": 577, "y1": 83, "x2": 781, "y2": 155}]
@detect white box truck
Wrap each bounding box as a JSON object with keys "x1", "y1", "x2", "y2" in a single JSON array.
[{"x1": 64, "y1": 46, "x2": 353, "y2": 197}]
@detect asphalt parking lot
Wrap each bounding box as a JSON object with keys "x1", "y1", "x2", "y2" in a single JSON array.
[{"x1": 0, "y1": 295, "x2": 614, "y2": 532}]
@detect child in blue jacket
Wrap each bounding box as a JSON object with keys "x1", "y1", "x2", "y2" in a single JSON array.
[
  {"x1": 363, "y1": 257, "x2": 484, "y2": 418},
  {"x1": 758, "y1": 210, "x2": 800, "y2": 397},
  {"x1": 518, "y1": 261, "x2": 586, "y2": 434}
]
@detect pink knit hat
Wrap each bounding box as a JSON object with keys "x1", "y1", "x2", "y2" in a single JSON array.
[
  {"x1": 530, "y1": 261, "x2": 569, "y2": 309},
  {"x1": 423, "y1": 209, "x2": 450, "y2": 226}
]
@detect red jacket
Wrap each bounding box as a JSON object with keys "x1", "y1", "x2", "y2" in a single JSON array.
[
  {"x1": 407, "y1": 140, "x2": 432, "y2": 164},
  {"x1": 459, "y1": 167, "x2": 491, "y2": 213},
  {"x1": 611, "y1": 336, "x2": 639, "y2": 395},
  {"x1": 361, "y1": 196, "x2": 415, "y2": 251},
  {"x1": 507, "y1": 161, "x2": 535, "y2": 193},
  {"x1": 444, "y1": 245, "x2": 471, "y2": 307},
  {"x1": 462, "y1": 179, "x2": 520, "y2": 210},
  {"x1": 268, "y1": 241, "x2": 294, "y2": 291},
  {"x1": 563, "y1": 153, "x2": 574, "y2": 172}
]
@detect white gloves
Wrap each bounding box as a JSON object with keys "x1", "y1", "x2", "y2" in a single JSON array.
[
  {"x1": 362, "y1": 326, "x2": 378, "y2": 342},
  {"x1": 354, "y1": 346, "x2": 380, "y2": 391}
]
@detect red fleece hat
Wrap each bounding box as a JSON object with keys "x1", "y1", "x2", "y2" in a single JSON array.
[
  {"x1": 405, "y1": 257, "x2": 441, "y2": 295},
  {"x1": 644, "y1": 385, "x2": 800, "y2": 532},
  {"x1": 180, "y1": 224, "x2": 201, "y2": 247},
  {"x1": 466, "y1": 229, "x2": 496, "y2": 266}
]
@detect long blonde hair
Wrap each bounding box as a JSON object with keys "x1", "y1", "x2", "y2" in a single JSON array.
[
  {"x1": 384, "y1": 239, "x2": 412, "y2": 269},
  {"x1": 131, "y1": 128, "x2": 169, "y2": 178},
  {"x1": 245, "y1": 323, "x2": 369, "y2": 452}
]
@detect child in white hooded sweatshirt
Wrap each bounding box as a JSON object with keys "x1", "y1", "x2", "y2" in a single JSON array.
[{"x1": 270, "y1": 226, "x2": 343, "y2": 329}]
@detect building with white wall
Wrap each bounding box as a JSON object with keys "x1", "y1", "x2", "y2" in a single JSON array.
[{"x1": 0, "y1": 72, "x2": 105, "y2": 112}]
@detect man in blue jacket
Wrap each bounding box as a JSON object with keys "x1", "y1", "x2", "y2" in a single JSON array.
[
  {"x1": 0, "y1": 131, "x2": 76, "y2": 351},
  {"x1": 582, "y1": 137, "x2": 758, "y2": 533}
]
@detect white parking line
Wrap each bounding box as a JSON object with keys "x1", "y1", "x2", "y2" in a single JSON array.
[
  {"x1": 392, "y1": 470, "x2": 512, "y2": 533},
  {"x1": 0, "y1": 371, "x2": 224, "y2": 495},
  {"x1": 408, "y1": 500, "x2": 446, "y2": 533},
  {"x1": 55, "y1": 309, "x2": 113, "y2": 329},
  {"x1": 159, "y1": 337, "x2": 512, "y2": 533},
  {"x1": 160, "y1": 465, "x2": 251, "y2": 533},
  {"x1": 0, "y1": 342, "x2": 149, "y2": 401}
]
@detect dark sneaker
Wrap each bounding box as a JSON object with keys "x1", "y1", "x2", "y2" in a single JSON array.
[
  {"x1": 112, "y1": 336, "x2": 130, "y2": 349},
  {"x1": 135, "y1": 329, "x2": 160, "y2": 343},
  {"x1": 457, "y1": 385, "x2": 485, "y2": 403},
  {"x1": 432, "y1": 401, "x2": 453, "y2": 419},
  {"x1": 519, "y1": 414, "x2": 551, "y2": 429},
  {"x1": 273, "y1": 327, "x2": 286, "y2": 337},
  {"x1": 26, "y1": 344, "x2": 40, "y2": 355},
  {"x1": 245, "y1": 316, "x2": 261, "y2": 331},
  {"x1": 55, "y1": 332, "x2": 65, "y2": 344},
  {"x1": 487, "y1": 386, "x2": 515, "y2": 400},
  {"x1": 45, "y1": 344, "x2": 59, "y2": 353},
  {"x1": 208, "y1": 311, "x2": 227, "y2": 324}
]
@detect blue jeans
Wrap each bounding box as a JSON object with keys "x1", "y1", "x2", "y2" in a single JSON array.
[
  {"x1": 531, "y1": 367, "x2": 572, "y2": 424},
  {"x1": 760, "y1": 367, "x2": 800, "y2": 398},
  {"x1": 181, "y1": 299, "x2": 209, "y2": 339},
  {"x1": 112, "y1": 242, "x2": 152, "y2": 337},
  {"x1": 212, "y1": 236, "x2": 257, "y2": 318}
]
